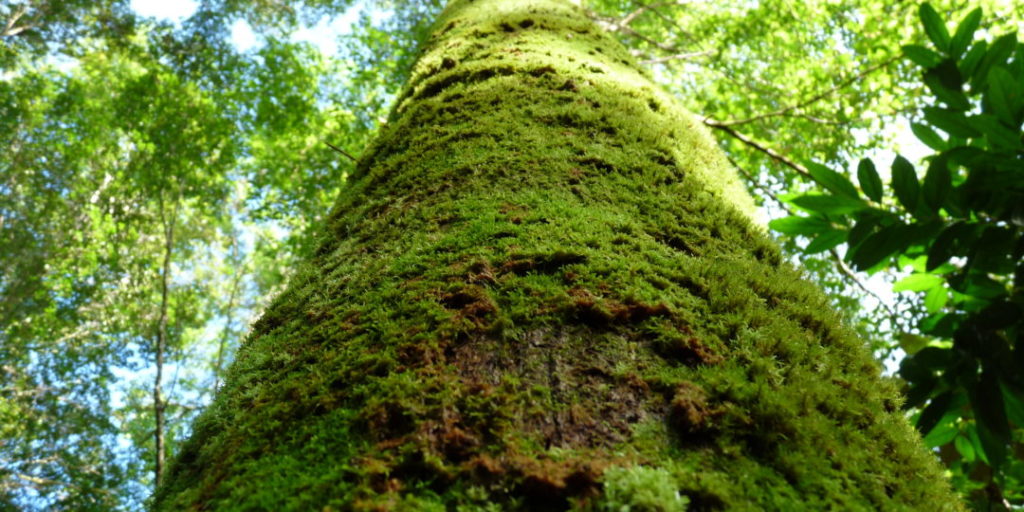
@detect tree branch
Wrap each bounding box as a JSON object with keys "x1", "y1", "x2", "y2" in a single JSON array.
[
  {"x1": 641, "y1": 50, "x2": 713, "y2": 65},
  {"x1": 709, "y1": 56, "x2": 900, "y2": 127},
  {"x1": 704, "y1": 120, "x2": 811, "y2": 179},
  {"x1": 2, "y1": 5, "x2": 32, "y2": 38},
  {"x1": 325, "y1": 141, "x2": 358, "y2": 163}
]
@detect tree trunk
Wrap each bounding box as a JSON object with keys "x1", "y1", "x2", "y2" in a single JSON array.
[{"x1": 155, "y1": 0, "x2": 958, "y2": 509}]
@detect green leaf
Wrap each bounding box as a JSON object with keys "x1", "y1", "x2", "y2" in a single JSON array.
[
  {"x1": 972, "y1": 33, "x2": 1017, "y2": 91},
  {"x1": 949, "y1": 8, "x2": 982, "y2": 58},
  {"x1": 790, "y1": 194, "x2": 868, "y2": 215},
  {"x1": 918, "y1": 3, "x2": 951, "y2": 52},
  {"x1": 891, "y1": 155, "x2": 920, "y2": 212},
  {"x1": 911, "y1": 122, "x2": 946, "y2": 151},
  {"x1": 902, "y1": 44, "x2": 943, "y2": 68},
  {"x1": 848, "y1": 224, "x2": 910, "y2": 271},
  {"x1": 1001, "y1": 382, "x2": 1024, "y2": 427},
  {"x1": 917, "y1": 390, "x2": 953, "y2": 437},
  {"x1": 805, "y1": 161, "x2": 859, "y2": 199},
  {"x1": 923, "y1": 417, "x2": 959, "y2": 448},
  {"x1": 924, "y1": 285, "x2": 948, "y2": 313},
  {"x1": 768, "y1": 215, "x2": 832, "y2": 236},
  {"x1": 805, "y1": 229, "x2": 846, "y2": 254},
  {"x1": 967, "y1": 113, "x2": 1020, "y2": 149},
  {"x1": 924, "y1": 60, "x2": 970, "y2": 110},
  {"x1": 922, "y1": 158, "x2": 951, "y2": 212},
  {"x1": 954, "y1": 434, "x2": 976, "y2": 462},
  {"x1": 927, "y1": 222, "x2": 970, "y2": 271},
  {"x1": 899, "y1": 332, "x2": 930, "y2": 355},
  {"x1": 923, "y1": 107, "x2": 981, "y2": 138},
  {"x1": 857, "y1": 158, "x2": 883, "y2": 202},
  {"x1": 987, "y1": 67, "x2": 1020, "y2": 127},
  {"x1": 972, "y1": 369, "x2": 1010, "y2": 467},
  {"x1": 959, "y1": 41, "x2": 987, "y2": 77},
  {"x1": 894, "y1": 273, "x2": 943, "y2": 292}
]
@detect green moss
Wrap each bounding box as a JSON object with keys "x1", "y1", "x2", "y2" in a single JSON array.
[
  {"x1": 598, "y1": 466, "x2": 688, "y2": 512},
  {"x1": 153, "y1": 0, "x2": 960, "y2": 510}
]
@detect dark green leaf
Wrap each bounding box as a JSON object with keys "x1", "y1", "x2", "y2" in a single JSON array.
[
  {"x1": 847, "y1": 216, "x2": 876, "y2": 248},
  {"x1": 902, "y1": 44, "x2": 943, "y2": 68},
  {"x1": 972, "y1": 33, "x2": 1017, "y2": 91},
  {"x1": 958, "y1": 41, "x2": 987, "y2": 77},
  {"x1": 911, "y1": 122, "x2": 946, "y2": 150},
  {"x1": 949, "y1": 8, "x2": 982, "y2": 58},
  {"x1": 922, "y1": 158, "x2": 951, "y2": 211},
  {"x1": 972, "y1": 369, "x2": 1010, "y2": 467},
  {"x1": 891, "y1": 155, "x2": 920, "y2": 212},
  {"x1": 916, "y1": 390, "x2": 953, "y2": 436},
  {"x1": 848, "y1": 224, "x2": 910, "y2": 270},
  {"x1": 768, "y1": 215, "x2": 832, "y2": 236},
  {"x1": 790, "y1": 194, "x2": 868, "y2": 215},
  {"x1": 805, "y1": 229, "x2": 847, "y2": 254},
  {"x1": 805, "y1": 161, "x2": 860, "y2": 199},
  {"x1": 926, "y1": 222, "x2": 968, "y2": 271},
  {"x1": 967, "y1": 113, "x2": 1020, "y2": 149},
  {"x1": 923, "y1": 107, "x2": 981, "y2": 138},
  {"x1": 987, "y1": 67, "x2": 1020, "y2": 127},
  {"x1": 975, "y1": 301, "x2": 1022, "y2": 330},
  {"x1": 857, "y1": 158, "x2": 883, "y2": 202},
  {"x1": 924, "y1": 60, "x2": 970, "y2": 110},
  {"x1": 1002, "y1": 382, "x2": 1024, "y2": 427},
  {"x1": 918, "y1": 3, "x2": 950, "y2": 52}
]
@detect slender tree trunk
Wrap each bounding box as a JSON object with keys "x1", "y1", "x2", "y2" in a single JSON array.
[
  {"x1": 153, "y1": 194, "x2": 175, "y2": 487},
  {"x1": 155, "y1": 0, "x2": 959, "y2": 509}
]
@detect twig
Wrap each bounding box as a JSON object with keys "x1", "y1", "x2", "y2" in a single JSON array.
[
  {"x1": 325, "y1": 141, "x2": 358, "y2": 162},
  {"x1": 641, "y1": 50, "x2": 713, "y2": 65},
  {"x1": 709, "y1": 56, "x2": 900, "y2": 128},
  {"x1": 829, "y1": 247, "x2": 900, "y2": 323},
  {"x1": 704, "y1": 120, "x2": 811, "y2": 179}
]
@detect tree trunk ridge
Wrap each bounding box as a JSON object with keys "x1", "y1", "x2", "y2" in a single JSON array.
[{"x1": 154, "y1": 0, "x2": 959, "y2": 510}]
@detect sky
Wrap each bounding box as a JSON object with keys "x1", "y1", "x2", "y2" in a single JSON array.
[{"x1": 128, "y1": 0, "x2": 363, "y2": 55}]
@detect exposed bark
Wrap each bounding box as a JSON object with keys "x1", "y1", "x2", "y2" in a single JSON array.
[{"x1": 155, "y1": 0, "x2": 959, "y2": 510}]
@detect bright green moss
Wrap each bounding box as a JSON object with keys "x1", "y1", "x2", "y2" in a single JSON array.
[{"x1": 154, "y1": 0, "x2": 960, "y2": 510}]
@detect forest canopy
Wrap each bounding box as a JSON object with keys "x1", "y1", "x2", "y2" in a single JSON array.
[{"x1": 0, "y1": 0, "x2": 1021, "y2": 509}]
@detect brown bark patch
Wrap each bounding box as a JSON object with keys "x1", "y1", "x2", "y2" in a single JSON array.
[{"x1": 669, "y1": 381, "x2": 714, "y2": 435}]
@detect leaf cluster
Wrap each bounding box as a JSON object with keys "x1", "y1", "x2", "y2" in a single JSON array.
[{"x1": 770, "y1": 4, "x2": 1024, "y2": 506}]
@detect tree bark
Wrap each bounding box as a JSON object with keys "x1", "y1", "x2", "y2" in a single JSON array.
[{"x1": 155, "y1": 0, "x2": 959, "y2": 509}]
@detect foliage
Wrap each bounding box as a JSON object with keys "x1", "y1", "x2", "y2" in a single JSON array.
[
  {"x1": 770, "y1": 4, "x2": 1023, "y2": 507},
  {"x1": 2, "y1": 0, "x2": 1018, "y2": 508}
]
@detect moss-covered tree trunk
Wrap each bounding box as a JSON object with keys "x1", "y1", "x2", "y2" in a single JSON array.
[{"x1": 155, "y1": 0, "x2": 959, "y2": 509}]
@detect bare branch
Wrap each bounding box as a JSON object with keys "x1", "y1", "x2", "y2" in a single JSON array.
[
  {"x1": 618, "y1": 1, "x2": 690, "y2": 28},
  {"x1": 325, "y1": 141, "x2": 358, "y2": 163},
  {"x1": 703, "y1": 120, "x2": 811, "y2": 179},
  {"x1": 710, "y1": 56, "x2": 900, "y2": 128},
  {"x1": 641, "y1": 50, "x2": 713, "y2": 65}
]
